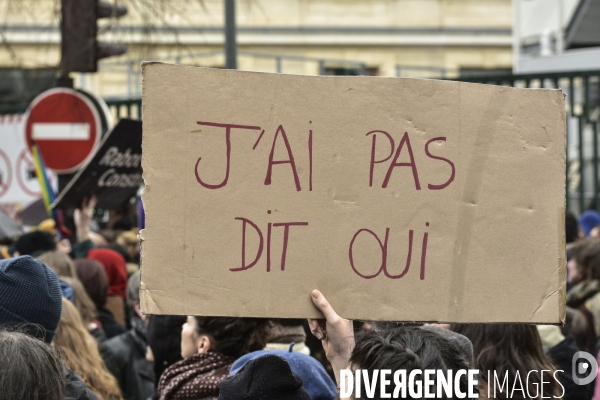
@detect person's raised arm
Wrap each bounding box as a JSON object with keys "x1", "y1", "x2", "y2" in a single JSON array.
[
  {"x1": 308, "y1": 289, "x2": 355, "y2": 388},
  {"x1": 74, "y1": 196, "x2": 97, "y2": 243},
  {"x1": 71, "y1": 196, "x2": 97, "y2": 259}
]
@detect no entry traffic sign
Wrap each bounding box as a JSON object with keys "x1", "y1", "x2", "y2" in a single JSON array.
[{"x1": 24, "y1": 88, "x2": 104, "y2": 174}]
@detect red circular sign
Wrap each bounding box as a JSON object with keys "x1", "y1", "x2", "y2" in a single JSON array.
[
  {"x1": 16, "y1": 149, "x2": 56, "y2": 197},
  {"x1": 25, "y1": 88, "x2": 101, "y2": 174}
]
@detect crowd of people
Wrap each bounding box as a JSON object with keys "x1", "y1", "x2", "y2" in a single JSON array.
[{"x1": 2, "y1": 202, "x2": 600, "y2": 399}]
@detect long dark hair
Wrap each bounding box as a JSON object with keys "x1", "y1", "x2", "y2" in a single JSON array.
[
  {"x1": 449, "y1": 323, "x2": 560, "y2": 399},
  {"x1": 194, "y1": 317, "x2": 269, "y2": 358},
  {"x1": 0, "y1": 330, "x2": 65, "y2": 400}
]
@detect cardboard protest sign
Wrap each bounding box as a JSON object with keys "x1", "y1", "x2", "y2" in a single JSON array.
[
  {"x1": 54, "y1": 118, "x2": 142, "y2": 210},
  {"x1": 141, "y1": 63, "x2": 566, "y2": 323}
]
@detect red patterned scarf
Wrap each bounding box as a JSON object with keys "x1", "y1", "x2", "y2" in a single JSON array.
[{"x1": 158, "y1": 352, "x2": 234, "y2": 400}]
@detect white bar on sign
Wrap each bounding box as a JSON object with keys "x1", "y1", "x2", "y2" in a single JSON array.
[{"x1": 32, "y1": 123, "x2": 90, "y2": 140}]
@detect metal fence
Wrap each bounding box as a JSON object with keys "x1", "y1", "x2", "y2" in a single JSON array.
[{"x1": 106, "y1": 98, "x2": 141, "y2": 120}]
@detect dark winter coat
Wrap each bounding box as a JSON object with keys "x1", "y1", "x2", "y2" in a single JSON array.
[
  {"x1": 65, "y1": 367, "x2": 101, "y2": 400},
  {"x1": 147, "y1": 315, "x2": 186, "y2": 382},
  {"x1": 547, "y1": 334, "x2": 593, "y2": 400},
  {"x1": 96, "y1": 304, "x2": 127, "y2": 339},
  {"x1": 103, "y1": 318, "x2": 155, "y2": 400}
]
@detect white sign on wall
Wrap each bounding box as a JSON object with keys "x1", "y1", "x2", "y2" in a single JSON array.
[{"x1": 0, "y1": 114, "x2": 57, "y2": 208}]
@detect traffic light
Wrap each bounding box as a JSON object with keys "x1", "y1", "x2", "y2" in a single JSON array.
[{"x1": 61, "y1": 0, "x2": 128, "y2": 74}]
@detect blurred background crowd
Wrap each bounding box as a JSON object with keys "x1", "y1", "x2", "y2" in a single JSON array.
[{"x1": 2, "y1": 186, "x2": 600, "y2": 399}]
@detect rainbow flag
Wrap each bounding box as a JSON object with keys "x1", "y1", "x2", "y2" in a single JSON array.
[{"x1": 31, "y1": 144, "x2": 71, "y2": 238}]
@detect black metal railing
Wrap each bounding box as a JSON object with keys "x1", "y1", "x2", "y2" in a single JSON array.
[{"x1": 105, "y1": 98, "x2": 142, "y2": 120}]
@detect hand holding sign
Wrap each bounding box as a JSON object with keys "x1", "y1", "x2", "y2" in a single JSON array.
[{"x1": 308, "y1": 289, "x2": 354, "y2": 385}]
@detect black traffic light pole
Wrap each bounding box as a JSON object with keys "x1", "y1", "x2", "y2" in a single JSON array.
[
  {"x1": 60, "y1": 0, "x2": 127, "y2": 87},
  {"x1": 225, "y1": 0, "x2": 237, "y2": 69}
]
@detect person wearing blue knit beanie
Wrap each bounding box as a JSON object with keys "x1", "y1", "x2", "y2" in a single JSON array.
[
  {"x1": 579, "y1": 210, "x2": 600, "y2": 237},
  {"x1": 221, "y1": 354, "x2": 311, "y2": 400},
  {"x1": 230, "y1": 345, "x2": 337, "y2": 400},
  {"x1": 0, "y1": 256, "x2": 101, "y2": 400},
  {"x1": 0, "y1": 255, "x2": 62, "y2": 343}
]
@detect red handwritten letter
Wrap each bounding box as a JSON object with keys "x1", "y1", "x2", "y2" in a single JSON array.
[
  {"x1": 366, "y1": 130, "x2": 395, "y2": 187},
  {"x1": 273, "y1": 222, "x2": 309, "y2": 271},
  {"x1": 382, "y1": 230, "x2": 414, "y2": 279},
  {"x1": 264, "y1": 125, "x2": 302, "y2": 191},
  {"x1": 382, "y1": 132, "x2": 421, "y2": 190},
  {"x1": 424, "y1": 137, "x2": 455, "y2": 190},
  {"x1": 194, "y1": 121, "x2": 261, "y2": 189},
  {"x1": 348, "y1": 228, "x2": 389, "y2": 279},
  {"x1": 230, "y1": 217, "x2": 264, "y2": 271}
]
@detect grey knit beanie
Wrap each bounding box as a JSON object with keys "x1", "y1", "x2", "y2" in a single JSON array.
[{"x1": 0, "y1": 256, "x2": 62, "y2": 343}]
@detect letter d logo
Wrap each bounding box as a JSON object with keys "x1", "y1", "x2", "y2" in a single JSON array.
[{"x1": 572, "y1": 351, "x2": 598, "y2": 385}]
